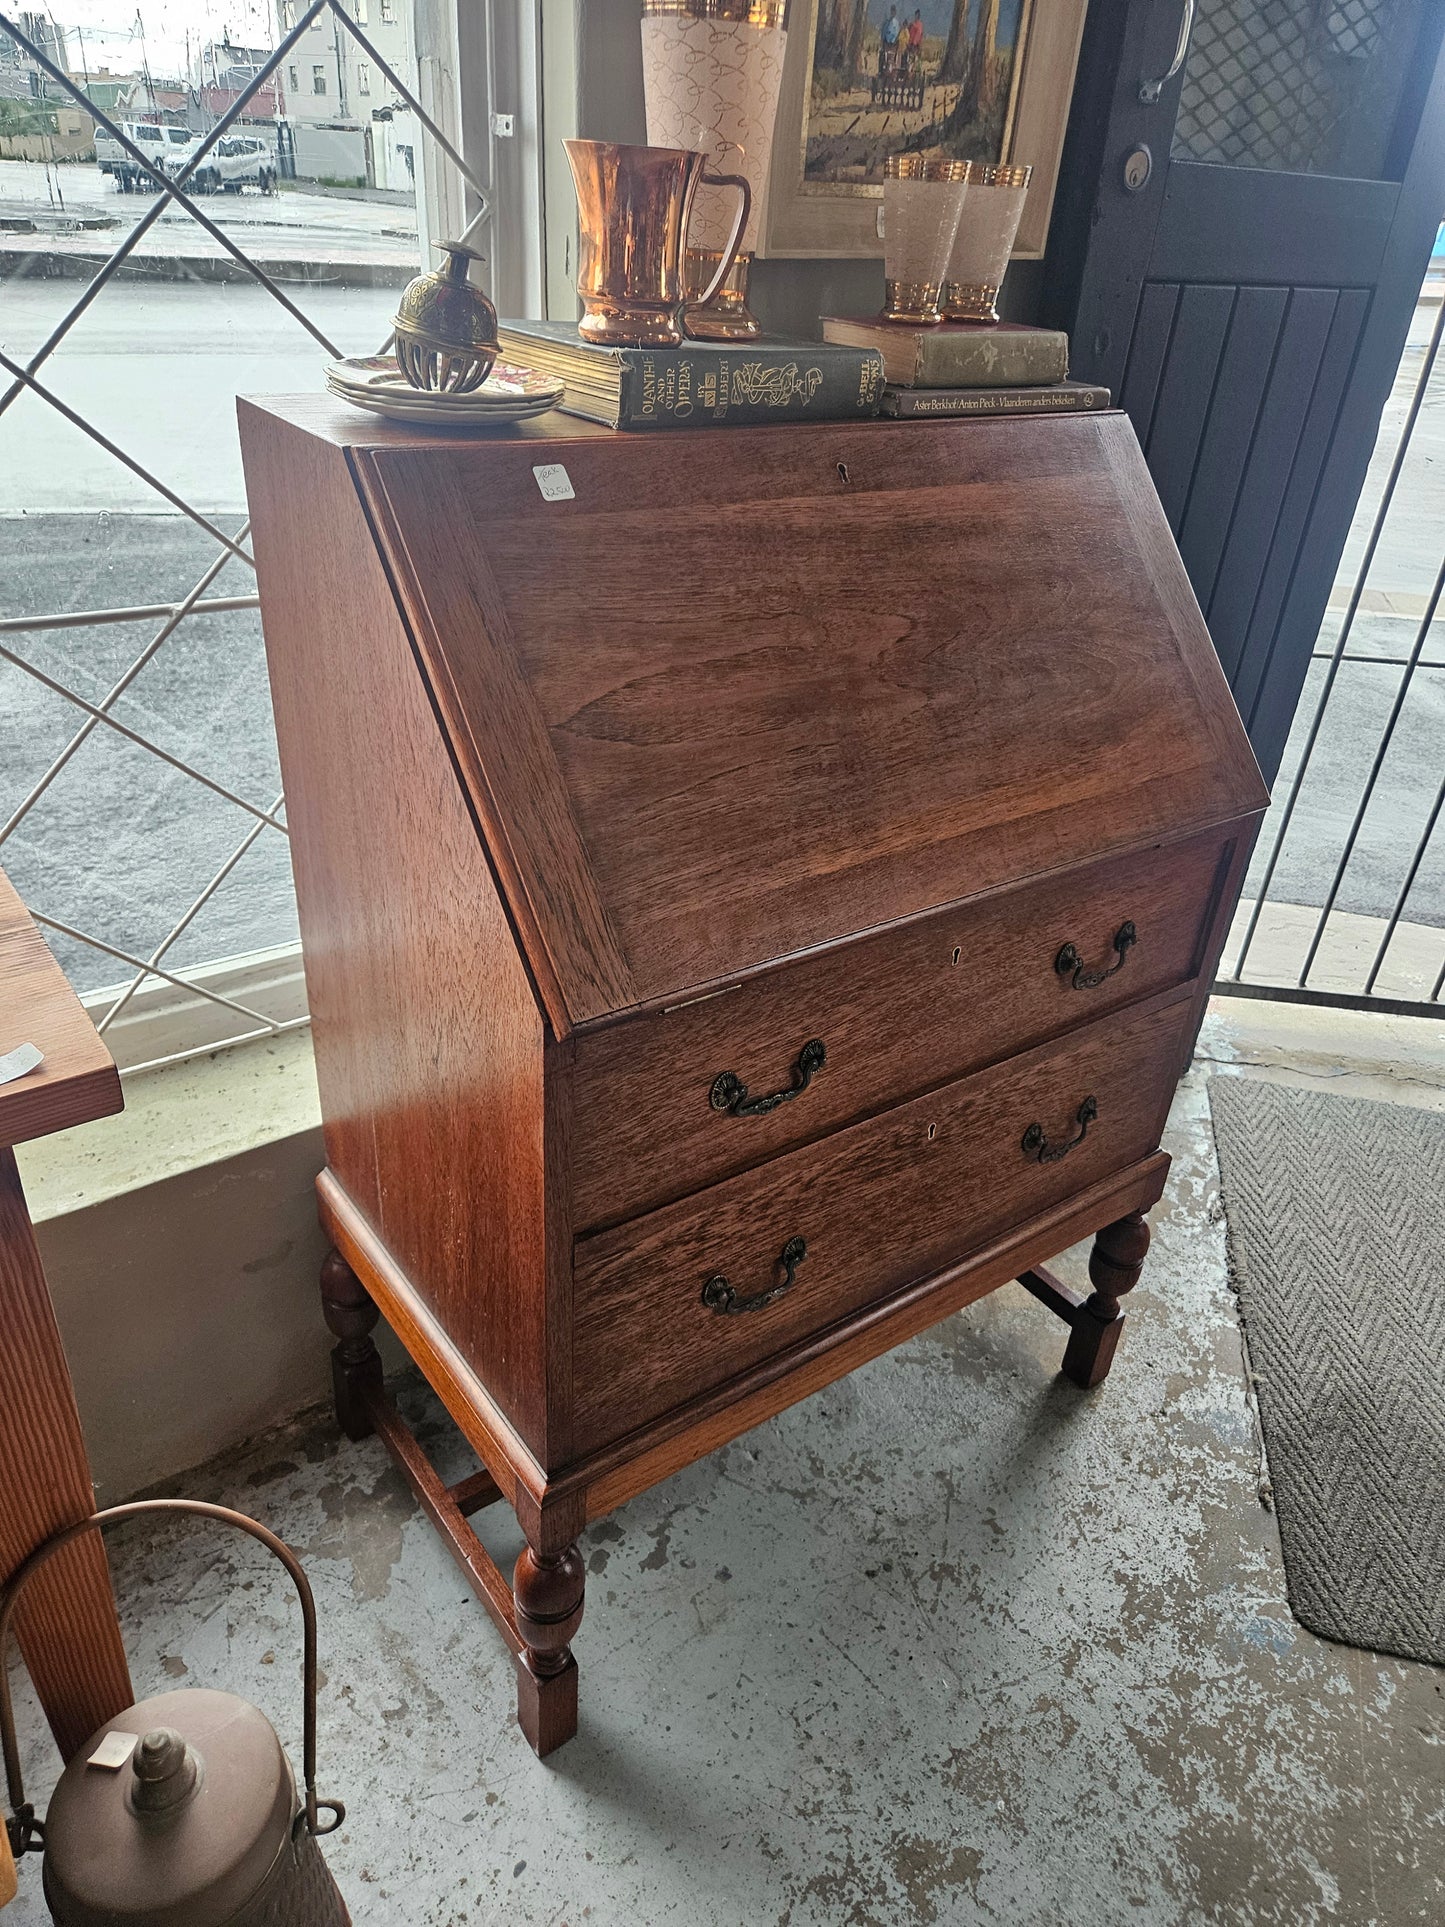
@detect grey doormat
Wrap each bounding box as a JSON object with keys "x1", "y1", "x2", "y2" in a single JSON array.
[{"x1": 1208, "y1": 1076, "x2": 1445, "y2": 1666}]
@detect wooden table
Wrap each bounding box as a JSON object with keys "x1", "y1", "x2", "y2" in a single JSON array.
[{"x1": 0, "y1": 868, "x2": 131, "y2": 1759}]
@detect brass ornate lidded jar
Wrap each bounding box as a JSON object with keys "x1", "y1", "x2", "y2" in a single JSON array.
[
  {"x1": 935, "y1": 162, "x2": 1033, "y2": 323},
  {"x1": 881, "y1": 155, "x2": 969, "y2": 326},
  {"x1": 392, "y1": 241, "x2": 499, "y2": 393},
  {"x1": 640, "y1": 0, "x2": 788, "y2": 340}
]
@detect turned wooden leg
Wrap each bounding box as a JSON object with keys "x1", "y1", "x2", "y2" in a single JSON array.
[
  {"x1": 319, "y1": 1249, "x2": 382, "y2": 1441},
  {"x1": 1061, "y1": 1211, "x2": 1151, "y2": 1389},
  {"x1": 512, "y1": 1542, "x2": 584, "y2": 1757}
]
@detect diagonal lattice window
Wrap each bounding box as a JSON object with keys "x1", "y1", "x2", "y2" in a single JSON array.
[
  {"x1": 0, "y1": 0, "x2": 498, "y2": 1072},
  {"x1": 1172, "y1": 0, "x2": 1424, "y2": 180}
]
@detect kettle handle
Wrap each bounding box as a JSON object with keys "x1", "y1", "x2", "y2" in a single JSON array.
[{"x1": 1, "y1": 1499, "x2": 344, "y2": 1863}]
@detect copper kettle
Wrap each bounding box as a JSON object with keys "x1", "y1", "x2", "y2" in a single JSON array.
[{"x1": 1, "y1": 1500, "x2": 348, "y2": 1926}]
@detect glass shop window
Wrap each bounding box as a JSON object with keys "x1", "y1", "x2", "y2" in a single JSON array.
[{"x1": 0, "y1": 0, "x2": 495, "y2": 1072}]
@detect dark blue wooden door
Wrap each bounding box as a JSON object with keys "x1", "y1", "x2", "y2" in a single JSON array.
[{"x1": 1045, "y1": 0, "x2": 1445, "y2": 783}]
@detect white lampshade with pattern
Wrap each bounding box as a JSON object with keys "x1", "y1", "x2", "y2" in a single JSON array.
[{"x1": 641, "y1": 0, "x2": 787, "y2": 339}]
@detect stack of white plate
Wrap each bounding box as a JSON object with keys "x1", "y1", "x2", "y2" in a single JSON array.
[{"x1": 326, "y1": 354, "x2": 564, "y2": 428}]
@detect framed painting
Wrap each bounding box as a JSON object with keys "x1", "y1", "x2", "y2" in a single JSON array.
[{"x1": 760, "y1": 0, "x2": 1088, "y2": 260}]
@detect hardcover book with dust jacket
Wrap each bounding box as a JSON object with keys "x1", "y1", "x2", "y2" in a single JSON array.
[{"x1": 499, "y1": 319, "x2": 884, "y2": 430}]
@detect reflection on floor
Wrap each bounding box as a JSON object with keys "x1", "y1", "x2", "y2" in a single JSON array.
[{"x1": 6, "y1": 1014, "x2": 1443, "y2": 1925}]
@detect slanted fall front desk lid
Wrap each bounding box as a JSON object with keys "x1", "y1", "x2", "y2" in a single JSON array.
[{"x1": 353, "y1": 412, "x2": 1266, "y2": 1034}]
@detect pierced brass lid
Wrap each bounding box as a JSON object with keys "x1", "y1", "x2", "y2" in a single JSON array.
[{"x1": 392, "y1": 240, "x2": 500, "y2": 394}]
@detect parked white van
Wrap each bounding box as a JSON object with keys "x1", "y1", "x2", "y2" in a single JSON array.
[{"x1": 94, "y1": 121, "x2": 195, "y2": 191}]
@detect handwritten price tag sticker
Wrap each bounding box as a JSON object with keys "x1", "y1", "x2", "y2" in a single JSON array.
[{"x1": 532, "y1": 463, "x2": 576, "y2": 503}]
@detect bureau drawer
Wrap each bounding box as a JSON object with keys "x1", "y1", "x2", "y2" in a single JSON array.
[
  {"x1": 571, "y1": 989, "x2": 1193, "y2": 1453},
  {"x1": 572, "y1": 832, "x2": 1229, "y2": 1230}
]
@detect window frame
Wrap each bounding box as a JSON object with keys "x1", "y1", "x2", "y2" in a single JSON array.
[{"x1": 0, "y1": 0, "x2": 546, "y2": 1074}]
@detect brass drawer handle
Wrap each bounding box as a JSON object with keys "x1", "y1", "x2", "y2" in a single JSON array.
[
  {"x1": 1055, "y1": 921, "x2": 1136, "y2": 990},
  {"x1": 710, "y1": 1039, "x2": 826, "y2": 1117},
  {"x1": 1022, "y1": 1096, "x2": 1098, "y2": 1164},
  {"x1": 702, "y1": 1236, "x2": 807, "y2": 1315}
]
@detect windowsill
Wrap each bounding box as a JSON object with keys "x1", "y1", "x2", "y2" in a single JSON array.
[{"x1": 16, "y1": 1027, "x2": 321, "y2": 1223}]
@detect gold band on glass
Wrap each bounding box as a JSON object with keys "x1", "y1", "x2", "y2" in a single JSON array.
[
  {"x1": 919, "y1": 160, "x2": 1034, "y2": 187},
  {"x1": 940, "y1": 281, "x2": 1002, "y2": 321},
  {"x1": 641, "y1": 0, "x2": 787, "y2": 25},
  {"x1": 963, "y1": 161, "x2": 1034, "y2": 187},
  {"x1": 883, "y1": 278, "x2": 944, "y2": 324}
]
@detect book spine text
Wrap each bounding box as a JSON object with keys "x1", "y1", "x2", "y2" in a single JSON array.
[
  {"x1": 618, "y1": 348, "x2": 884, "y2": 429},
  {"x1": 882, "y1": 387, "x2": 1108, "y2": 418}
]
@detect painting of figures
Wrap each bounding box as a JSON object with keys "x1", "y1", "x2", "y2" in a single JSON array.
[{"x1": 804, "y1": 0, "x2": 1031, "y2": 188}]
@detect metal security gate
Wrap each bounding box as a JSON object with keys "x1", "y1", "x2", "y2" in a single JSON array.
[
  {"x1": 0, "y1": 1, "x2": 502, "y2": 1072},
  {"x1": 1217, "y1": 279, "x2": 1445, "y2": 1019}
]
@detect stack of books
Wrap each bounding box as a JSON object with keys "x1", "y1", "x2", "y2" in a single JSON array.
[
  {"x1": 820, "y1": 316, "x2": 1110, "y2": 418},
  {"x1": 496, "y1": 319, "x2": 886, "y2": 431}
]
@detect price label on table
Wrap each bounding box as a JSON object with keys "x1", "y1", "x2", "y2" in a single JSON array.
[{"x1": 532, "y1": 463, "x2": 576, "y2": 503}]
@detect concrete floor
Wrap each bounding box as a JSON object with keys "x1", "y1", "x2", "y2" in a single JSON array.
[{"x1": 6, "y1": 1011, "x2": 1445, "y2": 1925}]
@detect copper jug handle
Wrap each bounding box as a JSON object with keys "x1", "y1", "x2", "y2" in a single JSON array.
[
  {"x1": 1, "y1": 1499, "x2": 344, "y2": 1863},
  {"x1": 693, "y1": 167, "x2": 752, "y2": 309}
]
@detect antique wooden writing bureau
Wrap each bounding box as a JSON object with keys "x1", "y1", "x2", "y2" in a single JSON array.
[{"x1": 240, "y1": 397, "x2": 1266, "y2": 1755}]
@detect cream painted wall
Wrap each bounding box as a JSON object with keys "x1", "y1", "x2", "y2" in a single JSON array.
[
  {"x1": 19, "y1": 1035, "x2": 406, "y2": 1504},
  {"x1": 36, "y1": 1129, "x2": 335, "y2": 1504}
]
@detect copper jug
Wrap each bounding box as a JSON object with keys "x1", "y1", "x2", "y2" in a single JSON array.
[
  {"x1": 563, "y1": 138, "x2": 751, "y2": 348},
  {"x1": 1, "y1": 1500, "x2": 348, "y2": 1926}
]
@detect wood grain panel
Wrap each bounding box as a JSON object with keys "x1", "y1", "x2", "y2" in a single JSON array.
[
  {"x1": 573, "y1": 1155, "x2": 1173, "y2": 1519},
  {"x1": 0, "y1": 1149, "x2": 131, "y2": 1760},
  {"x1": 366, "y1": 410, "x2": 1094, "y2": 527},
  {"x1": 572, "y1": 990, "x2": 1194, "y2": 1452},
  {"x1": 0, "y1": 871, "x2": 121, "y2": 1148},
  {"x1": 352, "y1": 452, "x2": 635, "y2": 1035},
  {"x1": 1145, "y1": 283, "x2": 1238, "y2": 531},
  {"x1": 239, "y1": 403, "x2": 562, "y2": 1461},
  {"x1": 364, "y1": 414, "x2": 1264, "y2": 1013},
  {"x1": 572, "y1": 828, "x2": 1230, "y2": 1231}
]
